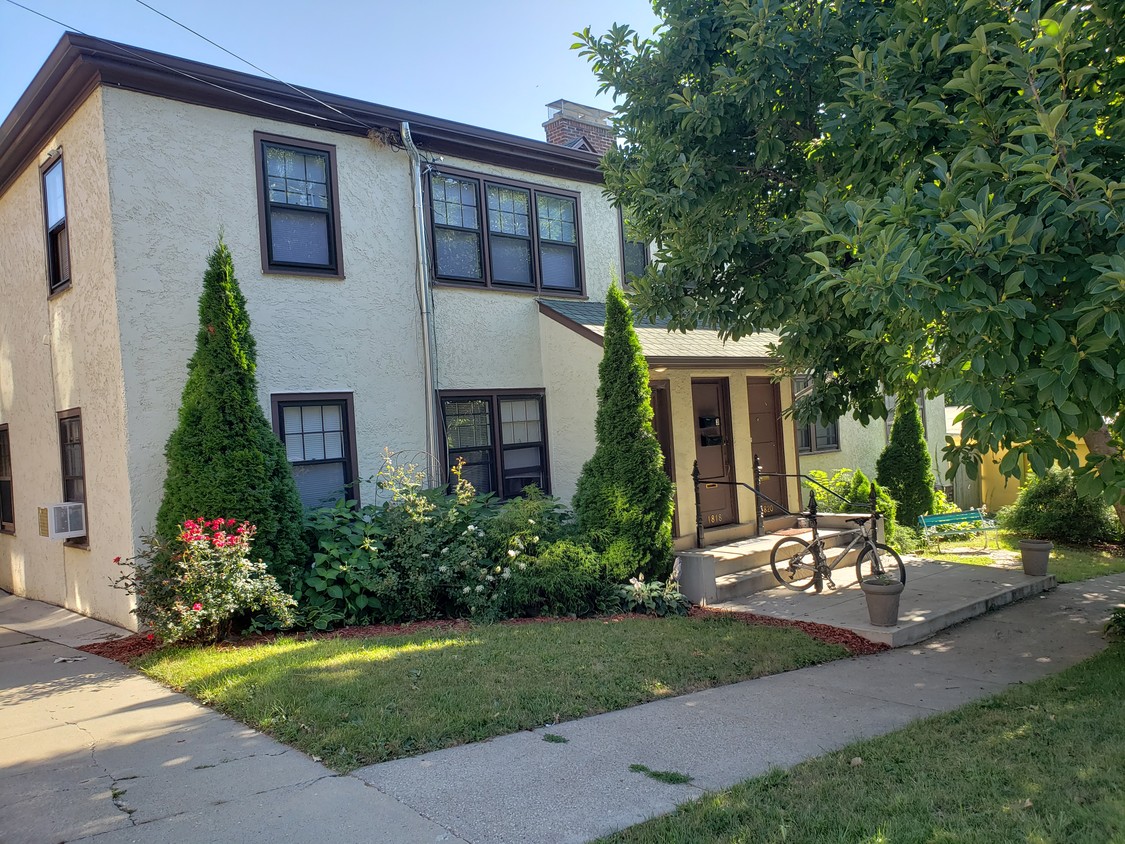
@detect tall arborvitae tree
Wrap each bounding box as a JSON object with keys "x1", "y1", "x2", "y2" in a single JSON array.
[
  {"x1": 876, "y1": 396, "x2": 937, "y2": 528},
  {"x1": 574, "y1": 284, "x2": 674, "y2": 580},
  {"x1": 156, "y1": 241, "x2": 307, "y2": 584}
]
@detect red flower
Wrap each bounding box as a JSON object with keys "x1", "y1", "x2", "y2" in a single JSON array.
[
  {"x1": 192, "y1": 602, "x2": 203, "y2": 611},
  {"x1": 113, "y1": 556, "x2": 122, "y2": 564},
  {"x1": 146, "y1": 633, "x2": 155, "y2": 641}
]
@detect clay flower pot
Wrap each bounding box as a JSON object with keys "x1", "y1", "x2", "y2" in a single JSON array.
[
  {"x1": 861, "y1": 577, "x2": 904, "y2": 627},
  {"x1": 1018, "y1": 539, "x2": 1053, "y2": 576}
]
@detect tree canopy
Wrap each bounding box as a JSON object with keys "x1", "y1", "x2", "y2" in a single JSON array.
[{"x1": 578, "y1": 0, "x2": 1125, "y2": 512}]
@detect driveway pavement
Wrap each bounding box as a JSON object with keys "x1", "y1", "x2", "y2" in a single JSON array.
[{"x1": 3, "y1": 574, "x2": 1123, "y2": 843}]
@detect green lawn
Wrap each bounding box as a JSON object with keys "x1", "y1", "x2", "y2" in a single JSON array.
[
  {"x1": 137, "y1": 616, "x2": 846, "y2": 772},
  {"x1": 922, "y1": 530, "x2": 1125, "y2": 582},
  {"x1": 600, "y1": 645, "x2": 1125, "y2": 844}
]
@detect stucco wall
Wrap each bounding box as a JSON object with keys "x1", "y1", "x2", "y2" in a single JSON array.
[
  {"x1": 799, "y1": 396, "x2": 949, "y2": 491},
  {"x1": 0, "y1": 89, "x2": 136, "y2": 627},
  {"x1": 101, "y1": 89, "x2": 430, "y2": 531}
]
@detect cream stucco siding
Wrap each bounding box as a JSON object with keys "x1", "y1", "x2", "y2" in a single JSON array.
[
  {"x1": 101, "y1": 89, "x2": 429, "y2": 532},
  {"x1": 0, "y1": 89, "x2": 136, "y2": 627}
]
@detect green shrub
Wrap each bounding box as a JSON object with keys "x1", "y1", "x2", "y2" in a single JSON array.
[
  {"x1": 876, "y1": 394, "x2": 938, "y2": 527},
  {"x1": 115, "y1": 518, "x2": 295, "y2": 643},
  {"x1": 155, "y1": 241, "x2": 307, "y2": 586},
  {"x1": 483, "y1": 487, "x2": 571, "y2": 562},
  {"x1": 503, "y1": 540, "x2": 616, "y2": 618},
  {"x1": 574, "y1": 285, "x2": 674, "y2": 581},
  {"x1": 998, "y1": 467, "x2": 1120, "y2": 545},
  {"x1": 805, "y1": 468, "x2": 898, "y2": 544},
  {"x1": 617, "y1": 575, "x2": 690, "y2": 617}
]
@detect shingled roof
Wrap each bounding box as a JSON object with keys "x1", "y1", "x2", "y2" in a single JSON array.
[{"x1": 538, "y1": 299, "x2": 778, "y2": 366}]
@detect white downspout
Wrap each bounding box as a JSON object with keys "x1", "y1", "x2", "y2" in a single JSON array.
[{"x1": 401, "y1": 121, "x2": 441, "y2": 486}]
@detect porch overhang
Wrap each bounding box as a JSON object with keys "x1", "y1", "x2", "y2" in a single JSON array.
[{"x1": 537, "y1": 299, "x2": 778, "y2": 368}]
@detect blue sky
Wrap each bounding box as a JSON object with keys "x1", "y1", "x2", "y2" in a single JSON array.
[{"x1": 0, "y1": 0, "x2": 661, "y2": 140}]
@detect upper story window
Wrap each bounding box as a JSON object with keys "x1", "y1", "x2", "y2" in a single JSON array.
[
  {"x1": 793, "y1": 376, "x2": 840, "y2": 455},
  {"x1": 620, "y1": 209, "x2": 649, "y2": 284},
  {"x1": 429, "y1": 170, "x2": 583, "y2": 295},
  {"x1": 41, "y1": 156, "x2": 71, "y2": 294},
  {"x1": 254, "y1": 132, "x2": 343, "y2": 278},
  {"x1": 885, "y1": 394, "x2": 927, "y2": 439},
  {"x1": 0, "y1": 425, "x2": 13, "y2": 534}
]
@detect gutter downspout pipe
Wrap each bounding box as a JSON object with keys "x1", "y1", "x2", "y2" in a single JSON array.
[{"x1": 402, "y1": 121, "x2": 441, "y2": 486}]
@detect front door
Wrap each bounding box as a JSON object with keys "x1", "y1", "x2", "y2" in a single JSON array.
[
  {"x1": 747, "y1": 378, "x2": 788, "y2": 517},
  {"x1": 692, "y1": 379, "x2": 736, "y2": 529}
]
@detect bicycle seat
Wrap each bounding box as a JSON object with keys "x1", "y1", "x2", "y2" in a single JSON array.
[{"x1": 846, "y1": 516, "x2": 872, "y2": 525}]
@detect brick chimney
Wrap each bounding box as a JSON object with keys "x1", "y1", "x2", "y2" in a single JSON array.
[{"x1": 543, "y1": 100, "x2": 616, "y2": 156}]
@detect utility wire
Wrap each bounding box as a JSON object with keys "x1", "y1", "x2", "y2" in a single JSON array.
[
  {"x1": 130, "y1": 0, "x2": 371, "y2": 131},
  {"x1": 3, "y1": 0, "x2": 372, "y2": 131}
]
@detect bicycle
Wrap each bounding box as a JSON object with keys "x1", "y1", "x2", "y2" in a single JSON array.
[{"x1": 769, "y1": 500, "x2": 905, "y2": 593}]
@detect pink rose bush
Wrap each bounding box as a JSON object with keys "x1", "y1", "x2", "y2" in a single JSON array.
[{"x1": 114, "y1": 518, "x2": 295, "y2": 644}]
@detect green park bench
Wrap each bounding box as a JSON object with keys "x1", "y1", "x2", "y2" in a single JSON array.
[{"x1": 917, "y1": 508, "x2": 999, "y2": 549}]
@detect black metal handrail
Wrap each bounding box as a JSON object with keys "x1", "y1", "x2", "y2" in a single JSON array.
[{"x1": 691, "y1": 455, "x2": 882, "y2": 548}]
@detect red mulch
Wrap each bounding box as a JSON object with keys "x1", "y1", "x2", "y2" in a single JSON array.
[
  {"x1": 690, "y1": 605, "x2": 889, "y2": 655},
  {"x1": 79, "y1": 607, "x2": 884, "y2": 664}
]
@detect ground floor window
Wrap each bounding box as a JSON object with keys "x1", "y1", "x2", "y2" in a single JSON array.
[
  {"x1": 440, "y1": 392, "x2": 548, "y2": 498},
  {"x1": 57, "y1": 409, "x2": 87, "y2": 544},
  {"x1": 272, "y1": 393, "x2": 358, "y2": 508},
  {"x1": 793, "y1": 377, "x2": 840, "y2": 454},
  {"x1": 0, "y1": 425, "x2": 13, "y2": 533}
]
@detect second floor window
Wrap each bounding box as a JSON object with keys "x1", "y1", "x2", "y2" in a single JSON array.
[
  {"x1": 620, "y1": 209, "x2": 649, "y2": 284},
  {"x1": 793, "y1": 376, "x2": 840, "y2": 455},
  {"x1": 429, "y1": 171, "x2": 582, "y2": 294},
  {"x1": 255, "y1": 132, "x2": 342, "y2": 277},
  {"x1": 42, "y1": 156, "x2": 70, "y2": 294}
]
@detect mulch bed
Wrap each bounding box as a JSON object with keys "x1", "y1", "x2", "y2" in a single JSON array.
[{"x1": 80, "y1": 608, "x2": 885, "y2": 664}]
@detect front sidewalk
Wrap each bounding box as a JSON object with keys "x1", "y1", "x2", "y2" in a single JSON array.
[{"x1": 3, "y1": 575, "x2": 1123, "y2": 843}]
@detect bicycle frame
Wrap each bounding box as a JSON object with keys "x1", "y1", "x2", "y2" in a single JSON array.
[{"x1": 805, "y1": 516, "x2": 877, "y2": 591}]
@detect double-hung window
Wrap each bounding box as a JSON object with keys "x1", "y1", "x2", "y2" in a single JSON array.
[
  {"x1": 885, "y1": 394, "x2": 928, "y2": 439},
  {"x1": 255, "y1": 132, "x2": 342, "y2": 277},
  {"x1": 273, "y1": 394, "x2": 358, "y2": 508},
  {"x1": 441, "y1": 392, "x2": 548, "y2": 498},
  {"x1": 0, "y1": 425, "x2": 13, "y2": 533},
  {"x1": 430, "y1": 171, "x2": 582, "y2": 294},
  {"x1": 57, "y1": 409, "x2": 87, "y2": 543},
  {"x1": 620, "y1": 209, "x2": 649, "y2": 284},
  {"x1": 42, "y1": 155, "x2": 70, "y2": 294},
  {"x1": 793, "y1": 376, "x2": 840, "y2": 454}
]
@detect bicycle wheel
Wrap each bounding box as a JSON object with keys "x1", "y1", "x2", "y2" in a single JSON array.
[
  {"x1": 770, "y1": 537, "x2": 818, "y2": 591},
  {"x1": 855, "y1": 543, "x2": 906, "y2": 585}
]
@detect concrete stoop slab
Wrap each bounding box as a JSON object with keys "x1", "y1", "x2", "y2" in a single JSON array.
[{"x1": 711, "y1": 560, "x2": 1058, "y2": 648}]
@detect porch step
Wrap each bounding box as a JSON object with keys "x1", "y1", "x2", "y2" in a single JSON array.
[{"x1": 713, "y1": 544, "x2": 862, "y2": 603}]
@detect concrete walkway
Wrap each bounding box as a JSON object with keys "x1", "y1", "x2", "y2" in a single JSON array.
[{"x1": 3, "y1": 575, "x2": 1124, "y2": 843}]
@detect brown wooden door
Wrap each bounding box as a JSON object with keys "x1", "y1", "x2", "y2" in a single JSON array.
[
  {"x1": 692, "y1": 379, "x2": 736, "y2": 528},
  {"x1": 747, "y1": 379, "x2": 788, "y2": 516}
]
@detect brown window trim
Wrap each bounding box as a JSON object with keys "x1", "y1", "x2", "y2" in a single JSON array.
[
  {"x1": 439, "y1": 389, "x2": 551, "y2": 498},
  {"x1": 619, "y1": 207, "x2": 649, "y2": 287},
  {"x1": 57, "y1": 408, "x2": 89, "y2": 549},
  {"x1": 271, "y1": 392, "x2": 360, "y2": 506},
  {"x1": 426, "y1": 166, "x2": 586, "y2": 297},
  {"x1": 0, "y1": 424, "x2": 13, "y2": 534},
  {"x1": 40, "y1": 151, "x2": 72, "y2": 297},
  {"x1": 254, "y1": 131, "x2": 344, "y2": 279}
]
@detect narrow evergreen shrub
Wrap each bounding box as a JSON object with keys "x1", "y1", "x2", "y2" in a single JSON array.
[
  {"x1": 805, "y1": 468, "x2": 898, "y2": 544},
  {"x1": 998, "y1": 467, "x2": 1120, "y2": 545},
  {"x1": 155, "y1": 241, "x2": 307, "y2": 586},
  {"x1": 573, "y1": 285, "x2": 674, "y2": 581},
  {"x1": 876, "y1": 395, "x2": 937, "y2": 527}
]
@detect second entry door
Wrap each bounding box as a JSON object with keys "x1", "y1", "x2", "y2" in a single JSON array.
[
  {"x1": 692, "y1": 379, "x2": 736, "y2": 529},
  {"x1": 747, "y1": 378, "x2": 788, "y2": 516}
]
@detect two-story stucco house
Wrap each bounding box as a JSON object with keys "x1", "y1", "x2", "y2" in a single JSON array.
[{"x1": 0, "y1": 35, "x2": 945, "y2": 628}]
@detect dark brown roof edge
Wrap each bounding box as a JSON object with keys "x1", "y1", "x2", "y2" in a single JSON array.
[{"x1": 0, "y1": 33, "x2": 605, "y2": 198}]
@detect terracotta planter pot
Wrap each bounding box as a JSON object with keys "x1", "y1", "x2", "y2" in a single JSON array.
[
  {"x1": 1018, "y1": 539, "x2": 1053, "y2": 576},
  {"x1": 861, "y1": 579, "x2": 904, "y2": 627}
]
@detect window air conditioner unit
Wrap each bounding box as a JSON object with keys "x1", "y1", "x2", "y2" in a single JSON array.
[{"x1": 38, "y1": 502, "x2": 87, "y2": 540}]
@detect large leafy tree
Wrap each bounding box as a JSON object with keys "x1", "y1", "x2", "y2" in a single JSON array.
[{"x1": 579, "y1": 0, "x2": 1125, "y2": 521}]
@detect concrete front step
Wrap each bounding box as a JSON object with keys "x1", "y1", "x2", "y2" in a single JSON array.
[{"x1": 713, "y1": 544, "x2": 862, "y2": 602}]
